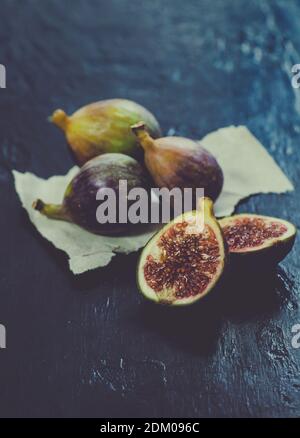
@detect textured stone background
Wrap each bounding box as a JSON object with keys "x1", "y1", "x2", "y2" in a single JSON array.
[{"x1": 0, "y1": 0, "x2": 299, "y2": 418}]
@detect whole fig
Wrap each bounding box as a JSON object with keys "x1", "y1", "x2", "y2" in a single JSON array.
[
  {"x1": 51, "y1": 99, "x2": 161, "y2": 165},
  {"x1": 132, "y1": 123, "x2": 224, "y2": 202},
  {"x1": 32, "y1": 153, "x2": 151, "y2": 235}
]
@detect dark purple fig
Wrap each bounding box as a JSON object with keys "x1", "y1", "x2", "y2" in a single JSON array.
[
  {"x1": 132, "y1": 122, "x2": 224, "y2": 202},
  {"x1": 50, "y1": 99, "x2": 161, "y2": 165},
  {"x1": 32, "y1": 153, "x2": 151, "y2": 235}
]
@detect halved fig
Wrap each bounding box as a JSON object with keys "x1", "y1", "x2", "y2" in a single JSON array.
[
  {"x1": 219, "y1": 214, "x2": 296, "y2": 264},
  {"x1": 137, "y1": 198, "x2": 227, "y2": 306}
]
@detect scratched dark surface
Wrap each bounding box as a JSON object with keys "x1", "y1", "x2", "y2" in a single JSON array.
[{"x1": 0, "y1": 0, "x2": 299, "y2": 418}]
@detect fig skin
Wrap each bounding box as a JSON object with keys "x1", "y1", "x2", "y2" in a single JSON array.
[
  {"x1": 219, "y1": 214, "x2": 297, "y2": 266},
  {"x1": 132, "y1": 122, "x2": 224, "y2": 202},
  {"x1": 32, "y1": 153, "x2": 151, "y2": 235},
  {"x1": 50, "y1": 99, "x2": 161, "y2": 165},
  {"x1": 137, "y1": 197, "x2": 228, "y2": 306}
]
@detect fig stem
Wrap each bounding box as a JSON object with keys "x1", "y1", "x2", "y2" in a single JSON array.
[
  {"x1": 50, "y1": 109, "x2": 69, "y2": 131},
  {"x1": 131, "y1": 122, "x2": 155, "y2": 151},
  {"x1": 197, "y1": 197, "x2": 214, "y2": 217},
  {"x1": 32, "y1": 199, "x2": 71, "y2": 222}
]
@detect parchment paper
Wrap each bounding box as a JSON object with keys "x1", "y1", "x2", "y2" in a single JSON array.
[{"x1": 13, "y1": 126, "x2": 293, "y2": 274}]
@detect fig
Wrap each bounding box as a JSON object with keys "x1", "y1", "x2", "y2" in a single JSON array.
[
  {"x1": 50, "y1": 99, "x2": 161, "y2": 165},
  {"x1": 137, "y1": 197, "x2": 227, "y2": 305},
  {"x1": 32, "y1": 153, "x2": 150, "y2": 235},
  {"x1": 219, "y1": 214, "x2": 297, "y2": 264},
  {"x1": 131, "y1": 122, "x2": 224, "y2": 202}
]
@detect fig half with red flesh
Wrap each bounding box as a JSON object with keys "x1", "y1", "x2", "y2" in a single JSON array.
[
  {"x1": 219, "y1": 214, "x2": 296, "y2": 264},
  {"x1": 137, "y1": 198, "x2": 227, "y2": 305}
]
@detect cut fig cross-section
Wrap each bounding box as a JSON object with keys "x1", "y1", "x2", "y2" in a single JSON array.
[
  {"x1": 137, "y1": 198, "x2": 227, "y2": 306},
  {"x1": 219, "y1": 214, "x2": 296, "y2": 264}
]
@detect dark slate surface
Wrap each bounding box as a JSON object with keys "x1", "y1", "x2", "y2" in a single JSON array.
[{"x1": 0, "y1": 0, "x2": 299, "y2": 418}]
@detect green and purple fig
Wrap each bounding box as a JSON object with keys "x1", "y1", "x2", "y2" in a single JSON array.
[
  {"x1": 132, "y1": 122, "x2": 224, "y2": 202},
  {"x1": 32, "y1": 153, "x2": 151, "y2": 235},
  {"x1": 50, "y1": 99, "x2": 161, "y2": 165}
]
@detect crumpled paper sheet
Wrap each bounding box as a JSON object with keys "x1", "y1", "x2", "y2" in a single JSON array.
[
  {"x1": 201, "y1": 126, "x2": 294, "y2": 216},
  {"x1": 13, "y1": 125, "x2": 293, "y2": 274}
]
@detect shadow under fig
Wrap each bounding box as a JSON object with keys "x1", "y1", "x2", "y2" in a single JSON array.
[
  {"x1": 219, "y1": 264, "x2": 291, "y2": 323},
  {"x1": 134, "y1": 265, "x2": 291, "y2": 356},
  {"x1": 136, "y1": 290, "x2": 224, "y2": 356}
]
